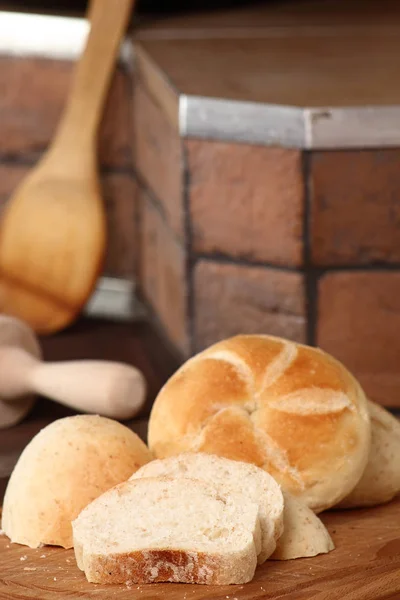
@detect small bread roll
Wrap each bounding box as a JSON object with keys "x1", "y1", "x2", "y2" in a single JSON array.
[
  {"x1": 338, "y1": 401, "x2": 400, "y2": 508},
  {"x1": 148, "y1": 334, "x2": 371, "y2": 512},
  {"x1": 272, "y1": 493, "x2": 334, "y2": 560},
  {"x1": 1, "y1": 415, "x2": 152, "y2": 548}
]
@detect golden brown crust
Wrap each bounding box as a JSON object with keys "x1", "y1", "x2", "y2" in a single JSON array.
[
  {"x1": 148, "y1": 335, "x2": 371, "y2": 512},
  {"x1": 82, "y1": 548, "x2": 255, "y2": 585}
]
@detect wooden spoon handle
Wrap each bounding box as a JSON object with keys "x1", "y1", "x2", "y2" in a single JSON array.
[
  {"x1": 52, "y1": 0, "x2": 134, "y2": 160},
  {"x1": 0, "y1": 349, "x2": 146, "y2": 421}
]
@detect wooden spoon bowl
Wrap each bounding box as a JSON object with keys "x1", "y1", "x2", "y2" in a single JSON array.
[
  {"x1": 0, "y1": 0, "x2": 133, "y2": 334},
  {"x1": 0, "y1": 157, "x2": 104, "y2": 333}
]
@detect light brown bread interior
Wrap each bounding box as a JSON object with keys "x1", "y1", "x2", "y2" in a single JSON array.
[
  {"x1": 148, "y1": 335, "x2": 371, "y2": 512},
  {"x1": 1, "y1": 415, "x2": 152, "y2": 548},
  {"x1": 131, "y1": 452, "x2": 283, "y2": 563},
  {"x1": 72, "y1": 476, "x2": 260, "y2": 585},
  {"x1": 272, "y1": 492, "x2": 334, "y2": 560},
  {"x1": 338, "y1": 400, "x2": 400, "y2": 508}
]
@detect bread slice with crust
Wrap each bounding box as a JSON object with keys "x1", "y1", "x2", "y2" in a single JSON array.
[
  {"x1": 130, "y1": 452, "x2": 283, "y2": 563},
  {"x1": 72, "y1": 476, "x2": 260, "y2": 585},
  {"x1": 272, "y1": 493, "x2": 334, "y2": 560}
]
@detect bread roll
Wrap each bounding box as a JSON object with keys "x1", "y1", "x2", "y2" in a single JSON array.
[
  {"x1": 272, "y1": 493, "x2": 334, "y2": 560},
  {"x1": 338, "y1": 400, "x2": 400, "y2": 508},
  {"x1": 130, "y1": 452, "x2": 284, "y2": 563},
  {"x1": 1, "y1": 415, "x2": 152, "y2": 548},
  {"x1": 148, "y1": 334, "x2": 371, "y2": 512},
  {"x1": 72, "y1": 477, "x2": 260, "y2": 585}
]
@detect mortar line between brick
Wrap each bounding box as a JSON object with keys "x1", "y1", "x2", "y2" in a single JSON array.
[
  {"x1": 134, "y1": 176, "x2": 185, "y2": 250},
  {"x1": 182, "y1": 142, "x2": 195, "y2": 357},
  {"x1": 193, "y1": 253, "x2": 301, "y2": 273},
  {"x1": 302, "y1": 150, "x2": 318, "y2": 347},
  {"x1": 190, "y1": 251, "x2": 400, "y2": 274},
  {"x1": 312, "y1": 263, "x2": 400, "y2": 273},
  {"x1": 0, "y1": 155, "x2": 37, "y2": 167},
  {"x1": 0, "y1": 154, "x2": 137, "y2": 177}
]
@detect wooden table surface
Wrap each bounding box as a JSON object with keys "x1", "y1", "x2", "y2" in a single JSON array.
[
  {"x1": 1, "y1": 318, "x2": 400, "y2": 598},
  {"x1": 0, "y1": 497, "x2": 399, "y2": 599}
]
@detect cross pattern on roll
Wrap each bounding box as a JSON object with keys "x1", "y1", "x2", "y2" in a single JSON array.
[{"x1": 148, "y1": 334, "x2": 371, "y2": 512}]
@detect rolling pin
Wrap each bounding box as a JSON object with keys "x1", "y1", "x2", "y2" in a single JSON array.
[{"x1": 0, "y1": 316, "x2": 146, "y2": 429}]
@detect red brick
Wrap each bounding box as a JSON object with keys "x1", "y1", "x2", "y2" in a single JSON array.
[
  {"x1": 311, "y1": 150, "x2": 400, "y2": 265},
  {"x1": 193, "y1": 260, "x2": 306, "y2": 352},
  {"x1": 138, "y1": 189, "x2": 188, "y2": 353},
  {"x1": 99, "y1": 68, "x2": 134, "y2": 170},
  {"x1": 133, "y1": 83, "x2": 183, "y2": 239},
  {"x1": 318, "y1": 271, "x2": 400, "y2": 407},
  {"x1": 0, "y1": 56, "x2": 132, "y2": 169},
  {"x1": 102, "y1": 173, "x2": 137, "y2": 279},
  {"x1": 187, "y1": 140, "x2": 304, "y2": 266}
]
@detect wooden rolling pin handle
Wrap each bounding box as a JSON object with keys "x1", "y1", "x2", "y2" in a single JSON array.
[{"x1": 0, "y1": 348, "x2": 146, "y2": 421}]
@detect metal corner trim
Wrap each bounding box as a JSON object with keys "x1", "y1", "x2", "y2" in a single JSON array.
[
  {"x1": 181, "y1": 95, "x2": 306, "y2": 148},
  {"x1": 181, "y1": 95, "x2": 400, "y2": 150},
  {"x1": 307, "y1": 105, "x2": 400, "y2": 149}
]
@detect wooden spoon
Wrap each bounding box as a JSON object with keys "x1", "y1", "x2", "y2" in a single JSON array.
[
  {"x1": 0, "y1": 315, "x2": 146, "y2": 429},
  {"x1": 0, "y1": 0, "x2": 134, "y2": 334}
]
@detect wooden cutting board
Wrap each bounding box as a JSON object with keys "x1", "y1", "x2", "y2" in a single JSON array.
[{"x1": 0, "y1": 498, "x2": 399, "y2": 600}]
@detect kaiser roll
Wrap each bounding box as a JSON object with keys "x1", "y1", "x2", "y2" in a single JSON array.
[{"x1": 148, "y1": 335, "x2": 371, "y2": 512}]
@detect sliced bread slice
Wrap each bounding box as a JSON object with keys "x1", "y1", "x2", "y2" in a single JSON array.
[
  {"x1": 338, "y1": 400, "x2": 400, "y2": 508},
  {"x1": 72, "y1": 476, "x2": 260, "y2": 585},
  {"x1": 130, "y1": 452, "x2": 284, "y2": 563},
  {"x1": 272, "y1": 493, "x2": 334, "y2": 560}
]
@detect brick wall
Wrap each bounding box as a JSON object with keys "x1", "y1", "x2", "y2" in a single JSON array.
[
  {"x1": 133, "y1": 80, "x2": 308, "y2": 357},
  {"x1": 3, "y1": 53, "x2": 400, "y2": 408},
  {"x1": 0, "y1": 55, "x2": 137, "y2": 280},
  {"x1": 133, "y1": 78, "x2": 400, "y2": 408}
]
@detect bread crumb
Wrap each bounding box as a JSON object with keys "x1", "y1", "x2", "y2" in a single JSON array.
[
  {"x1": 40, "y1": 554, "x2": 47, "y2": 558},
  {"x1": 53, "y1": 577, "x2": 57, "y2": 581},
  {"x1": 20, "y1": 555, "x2": 27, "y2": 561},
  {"x1": 24, "y1": 567, "x2": 36, "y2": 571}
]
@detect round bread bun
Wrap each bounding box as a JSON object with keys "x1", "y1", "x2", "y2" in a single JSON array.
[
  {"x1": 148, "y1": 334, "x2": 371, "y2": 513},
  {"x1": 338, "y1": 400, "x2": 400, "y2": 508},
  {"x1": 1, "y1": 415, "x2": 152, "y2": 548}
]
